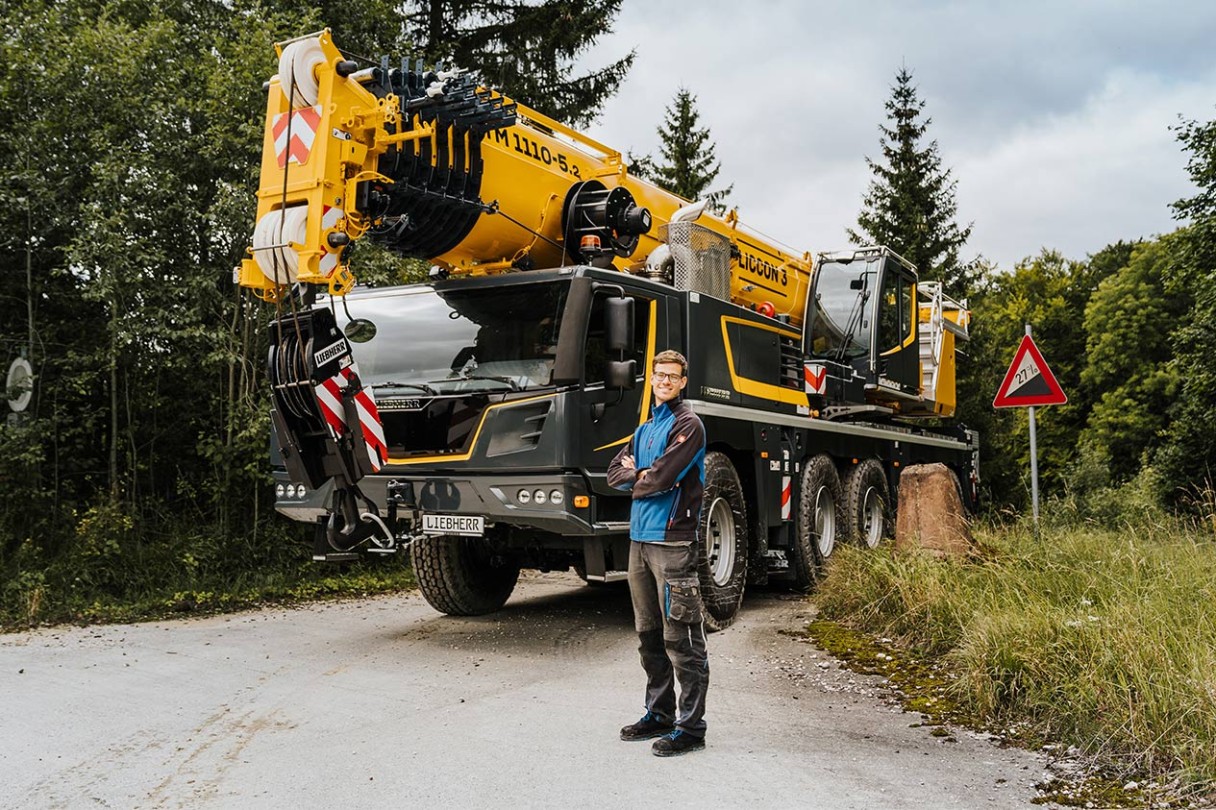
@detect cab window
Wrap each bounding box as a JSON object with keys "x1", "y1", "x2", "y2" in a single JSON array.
[{"x1": 878, "y1": 269, "x2": 912, "y2": 353}]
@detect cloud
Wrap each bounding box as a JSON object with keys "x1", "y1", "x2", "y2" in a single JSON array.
[
  {"x1": 576, "y1": 1, "x2": 1216, "y2": 271},
  {"x1": 957, "y1": 69, "x2": 1216, "y2": 267}
]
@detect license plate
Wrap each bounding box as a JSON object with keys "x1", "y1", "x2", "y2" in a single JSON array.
[{"x1": 421, "y1": 514, "x2": 485, "y2": 537}]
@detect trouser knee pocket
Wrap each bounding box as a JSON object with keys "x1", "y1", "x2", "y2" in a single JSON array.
[{"x1": 664, "y1": 577, "x2": 703, "y2": 624}]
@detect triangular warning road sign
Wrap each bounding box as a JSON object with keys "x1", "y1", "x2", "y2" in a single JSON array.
[{"x1": 993, "y1": 335, "x2": 1067, "y2": 408}]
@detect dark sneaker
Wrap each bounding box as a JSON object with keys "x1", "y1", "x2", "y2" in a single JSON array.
[
  {"x1": 651, "y1": 729, "x2": 706, "y2": 757},
  {"x1": 619, "y1": 711, "x2": 674, "y2": 741}
]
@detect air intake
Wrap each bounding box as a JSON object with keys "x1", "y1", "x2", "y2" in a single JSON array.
[{"x1": 660, "y1": 222, "x2": 731, "y2": 301}]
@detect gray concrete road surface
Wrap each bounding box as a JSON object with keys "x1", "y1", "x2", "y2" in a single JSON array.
[{"x1": 1, "y1": 573, "x2": 1049, "y2": 808}]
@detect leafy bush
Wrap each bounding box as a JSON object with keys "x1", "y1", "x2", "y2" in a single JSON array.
[
  {"x1": 1050, "y1": 454, "x2": 1173, "y2": 530},
  {"x1": 0, "y1": 488, "x2": 417, "y2": 630}
]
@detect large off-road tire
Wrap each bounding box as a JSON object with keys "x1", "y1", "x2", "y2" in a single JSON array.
[
  {"x1": 698, "y1": 451, "x2": 749, "y2": 631},
  {"x1": 410, "y1": 535, "x2": 520, "y2": 616},
  {"x1": 842, "y1": 459, "x2": 891, "y2": 549},
  {"x1": 791, "y1": 454, "x2": 842, "y2": 591}
]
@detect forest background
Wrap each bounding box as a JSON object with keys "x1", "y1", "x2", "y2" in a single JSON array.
[{"x1": 2, "y1": 0, "x2": 1214, "y2": 627}]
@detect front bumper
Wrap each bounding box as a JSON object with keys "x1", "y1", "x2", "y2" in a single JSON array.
[{"x1": 272, "y1": 470, "x2": 605, "y2": 536}]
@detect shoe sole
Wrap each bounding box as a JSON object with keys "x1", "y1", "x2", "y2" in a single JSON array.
[
  {"x1": 620, "y1": 728, "x2": 675, "y2": 742},
  {"x1": 652, "y1": 741, "x2": 706, "y2": 757}
]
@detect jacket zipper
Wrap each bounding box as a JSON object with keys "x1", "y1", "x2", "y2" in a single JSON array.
[{"x1": 666, "y1": 483, "x2": 682, "y2": 529}]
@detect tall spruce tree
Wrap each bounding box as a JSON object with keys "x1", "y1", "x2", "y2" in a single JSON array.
[
  {"x1": 633, "y1": 88, "x2": 732, "y2": 210},
  {"x1": 409, "y1": 0, "x2": 634, "y2": 127},
  {"x1": 849, "y1": 67, "x2": 973, "y2": 291},
  {"x1": 266, "y1": 1, "x2": 633, "y2": 126}
]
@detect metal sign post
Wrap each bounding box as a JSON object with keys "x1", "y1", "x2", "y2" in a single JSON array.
[
  {"x1": 993, "y1": 323, "x2": 1067, "y2": 536},
  {"x1": 1026, "y1": 329, "x2": 1039, "y2": 531}
]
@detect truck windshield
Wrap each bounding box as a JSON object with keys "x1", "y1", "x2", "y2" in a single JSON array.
[
  {"x1": 808, "y1": 258, "x2": 880, "y2": 361},
  {"x1": 337, "y1": 281, "x2": 569, "y2": 394}
]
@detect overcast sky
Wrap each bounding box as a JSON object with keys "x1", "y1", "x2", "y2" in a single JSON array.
[{"x1": 577, "y1": 0, "x2": 1216, "y2": 270}]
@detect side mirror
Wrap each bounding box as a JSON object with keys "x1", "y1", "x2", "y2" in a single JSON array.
[
  {"x1": 605, "y1": 296, "x2": 634, "y2": 353},
  {"x1": 606, "y1": 359, "x2": 636, "y2": 390},
  {"x1": 344, "y1": 318, "x2": 377, "y2": 343}
]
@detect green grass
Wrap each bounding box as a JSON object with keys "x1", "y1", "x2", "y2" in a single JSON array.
[
  {"x1": 2, "y1": 507, "x2": 418, "y2": 631},
  {"x1": 813, "y1": 519, "x2": 1216, "y2": 793},
  {"x1": 1, "y1": 553, "x2": 415, "y2": 631}
]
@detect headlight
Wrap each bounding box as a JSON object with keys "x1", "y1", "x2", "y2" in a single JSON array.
[
  {"x1": 285, "y1": 484, "x2": 298, "y2": 498},
  {"x1": 549, "y1": 489, "x2": 564, "y2": 505},
  {"x1": 295, "y1": 485, "x2": 307, "y2": 499},
  {"x1": 533, "y1": 489, "x2": 547, "y2": 504},
  {"x1": 517, "y1": 489, "x2": 532, "y2": 504},
  {"x1": 276, "y1": 483, "x2": 286, "y2": 498}
]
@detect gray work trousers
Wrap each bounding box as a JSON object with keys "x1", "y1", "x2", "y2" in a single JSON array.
[{"x1": 627, "y1": 540, "x2": 709, "y2": 737}]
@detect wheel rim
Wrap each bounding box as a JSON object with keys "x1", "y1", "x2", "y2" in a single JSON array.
[
  {"x1": 814, "y1": 486, "x2": 835, "y2": 558},
  {"x1": 706, "y1": 496, "x2": 736, "y2": 587},
  {"x1": 860, "y1": 485, "x2": 884, "y2": 549}
]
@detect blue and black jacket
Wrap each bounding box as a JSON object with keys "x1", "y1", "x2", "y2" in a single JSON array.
[{"x1": 606, "y1": 399, "x2": 706, "y2": 543}]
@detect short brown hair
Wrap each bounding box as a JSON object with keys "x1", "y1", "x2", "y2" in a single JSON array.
[{"x1": 652, "y1": 349, "x2": 688, "y2": 377}]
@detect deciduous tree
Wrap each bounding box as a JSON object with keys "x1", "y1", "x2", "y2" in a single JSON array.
[
  {"x1": 0, "y1": 0, "x2": 640, "y2": 618},
  {"x1": 1080, "y1": 236, "x2": 1189, "y2": 482},
  {"x1": 1157, "y1": 115, "x2": 1216, "y2": 501},
  {"x1": 964, "y1": 249, "x2": 1114, "y2": 504},
  {"x1": 0, "y1": 0, "x2": 312, "y2": 609}
]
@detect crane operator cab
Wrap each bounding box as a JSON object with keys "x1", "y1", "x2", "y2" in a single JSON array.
[{"x1": 803, "y1": 246, "x2": 968, "y2": 419}]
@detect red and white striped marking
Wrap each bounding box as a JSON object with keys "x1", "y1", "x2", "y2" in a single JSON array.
[
  {"x1": 780, "y1": 449, "x2": 792, "y2": 521},
  {"x1": 314, "y1": 365, "x2": 387, "y2": 472},
  {"x1": 804, "y1": 362, "x2": 827, "y2": 396},
  {"x1": 318, "y1": 205, "x2": 343, "y2": 277},
  {"x1": 272, "y1": 106, "x2": 322, "y2": 168}
]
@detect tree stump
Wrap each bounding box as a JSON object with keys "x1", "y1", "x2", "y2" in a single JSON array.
[{"x1": 894, "y1": 463, "x2": 974, "y2": 557}]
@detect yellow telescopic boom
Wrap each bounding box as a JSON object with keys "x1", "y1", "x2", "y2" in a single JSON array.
[{"x1": 238, "y1": 30, "x2": 814, "y2": 325}]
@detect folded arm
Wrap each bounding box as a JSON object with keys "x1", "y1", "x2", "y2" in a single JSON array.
[
  {"x1": 630, "y1": 413, "x2": 705, "y2": 499},
  {"x1": 607, "y1": 439, "x2": 638, "y2": 490}
]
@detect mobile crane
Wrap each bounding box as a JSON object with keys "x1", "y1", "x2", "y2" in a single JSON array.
[{"x1": 241, "y1": 31, "x2": 978, "y2": 628}]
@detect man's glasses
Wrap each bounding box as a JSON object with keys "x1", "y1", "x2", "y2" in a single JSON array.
[{"x1": 651, "y1": 371, "x2": 685, "y2": 384}]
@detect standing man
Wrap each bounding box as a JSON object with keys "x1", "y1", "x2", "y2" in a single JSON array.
[{"x1": 607, "y1": 349, "x2": 708, "y2": 757}]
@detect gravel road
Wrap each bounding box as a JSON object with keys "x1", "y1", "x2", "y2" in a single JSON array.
[{"x1": 1, "y1": 573, "x2": 1049, "y2": 808}]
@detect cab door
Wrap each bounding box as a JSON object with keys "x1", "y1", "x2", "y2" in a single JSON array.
[
  {"x1": 874, "y1": 261, "x2": 920, "y2": 392},
  {"x1": 577, "y1": 286, "x2": 663, "y2": 494}
]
